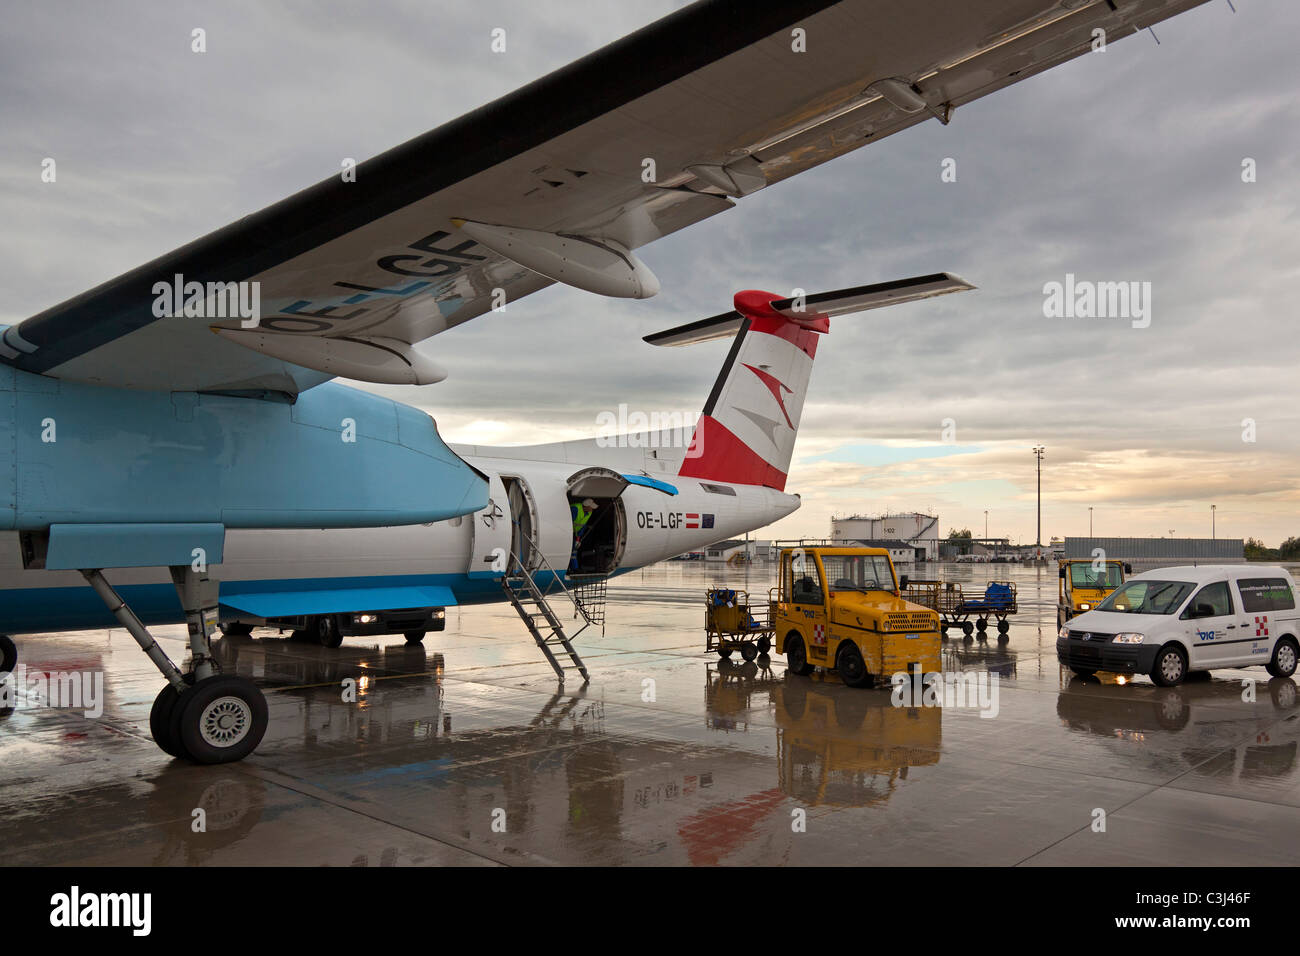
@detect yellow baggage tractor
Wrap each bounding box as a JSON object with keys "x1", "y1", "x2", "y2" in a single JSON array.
[{"x1": 709, "y1": 546, "x2": 941, "y2": 687}]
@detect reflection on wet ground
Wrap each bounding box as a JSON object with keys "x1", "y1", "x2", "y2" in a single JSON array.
[{"x1": 1, "y1": 561, "x2": 1297, "y2": 865}]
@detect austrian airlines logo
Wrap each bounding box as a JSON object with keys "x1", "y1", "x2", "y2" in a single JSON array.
[{"x1": 742, "y1": 364, "x2": 794, "y2": 429}]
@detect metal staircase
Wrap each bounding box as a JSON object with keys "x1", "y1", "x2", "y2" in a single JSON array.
[{"x1": 501, "y1": 530, "x2": 605, "y2": 683}]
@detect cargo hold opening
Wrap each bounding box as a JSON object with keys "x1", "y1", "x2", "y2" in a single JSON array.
[{"x1": 567, "y1": 467, "x2": 628, "y2": 576}]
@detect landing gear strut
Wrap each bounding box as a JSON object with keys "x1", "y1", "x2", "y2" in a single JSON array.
[{"x1": 81, "y1": 565, "x2": 268, "y2": 764}]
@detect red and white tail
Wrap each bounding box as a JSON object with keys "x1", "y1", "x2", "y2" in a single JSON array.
[{"x1": 644, "y1": 274, "x2": 973, "y2": 492}]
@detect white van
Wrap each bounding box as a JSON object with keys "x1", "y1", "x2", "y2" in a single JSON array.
[{"x1": 1056, "y1": 565, "x2": 1299, "y2": 686}]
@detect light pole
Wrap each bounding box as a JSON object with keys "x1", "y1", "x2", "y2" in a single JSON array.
[
  {"x1": 984, "y1": 510, "x2": 988, "y2": 539},
  {"x1": 1211, "y1": 504, "x2": 1216, "y2": 540},
  {"x1": 1088, "y1": 506, "x2": 1093, "y2": 537},
  {"x1": 1032, "y1": 446, "x2": 1045, "y2": 547}
]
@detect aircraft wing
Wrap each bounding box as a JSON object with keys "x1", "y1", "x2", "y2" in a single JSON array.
[{"x1": 1, "y1": 0, "x2": 1209, "y2": 395}]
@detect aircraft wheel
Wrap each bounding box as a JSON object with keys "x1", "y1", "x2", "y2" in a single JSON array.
[
  {"x1": 172, "y1": 675, "x2": 268, "y2": 765},
  {"x1": 314, "y1": 615, "x2": 344, "y2": 648},
  {"x1": 149, "y1": 673, "x2": 196, "y2": 759},
  {"x1": 739, "y1": 642, "x2": 759, "y2": 662},
  {"x1": 0, "y1": 633, "x2": 15, "y2": 674},
  {"x1": 404, "y1": 630, "x2": 427, "y2": 644}
]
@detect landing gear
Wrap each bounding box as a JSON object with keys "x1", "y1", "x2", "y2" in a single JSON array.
[
  {"x1": 0, "y1": 633, "x2": 15, "y2": 674},
  {"x1": 82, "y1": 564, "x2": 269, "y2": 764}
]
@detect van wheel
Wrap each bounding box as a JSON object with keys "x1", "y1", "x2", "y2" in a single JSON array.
[
  {"x1": 836, "y1": 643, "x2": 872, "y2": 688},
  {"x1": 1266, "y1": 637, "x2": 1299, "y2": 679},
  {"x1": 785, "y1": 635, "x2": 813, "y2": 676},
  {"x1": 404, "y1": 630, "x2": 426, "y2": 644},
  {"x1": 1069, "y1": 668, "x2": 1096, "y2": 679},
  {"x1": 1150, "y1": 644, "x2": 1187, "y2": 687}
]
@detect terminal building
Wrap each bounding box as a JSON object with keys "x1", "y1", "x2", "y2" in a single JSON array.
[
  {"x1": 1063, "y1": 536, "x2": 1244, "y2": 570},
  {"x1": 830, "y1": 512, "x2": 940, "y2": 563}
]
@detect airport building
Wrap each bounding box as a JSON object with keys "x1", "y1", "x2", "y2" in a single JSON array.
[
  {"x1": 830, "y1": 512, "x2": 940, "y2": 562},
  {"x1": 1063, "y1": 536, "x2": 1244, "y2": 569}
]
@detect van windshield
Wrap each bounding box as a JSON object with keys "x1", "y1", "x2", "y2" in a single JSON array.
[{"x1": 1095, "y1": 580, "x2": 1194, "y2": 615}]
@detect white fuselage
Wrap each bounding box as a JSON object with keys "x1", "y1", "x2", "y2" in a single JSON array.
[{"x1": 0, "y1": 437, "x2": 799, "y2": 633}]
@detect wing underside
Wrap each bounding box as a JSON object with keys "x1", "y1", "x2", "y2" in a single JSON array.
[{"x1": 3, "y1": 0, "x2": 1211, "y2": 394}]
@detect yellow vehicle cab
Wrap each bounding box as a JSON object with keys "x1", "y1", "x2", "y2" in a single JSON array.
[
  {"x1": 1057, "y1": 559, "x2": 1129, "y2": 630},
  {"x1": 772, "y1": 546, "x2": 941, "y2": 688}
]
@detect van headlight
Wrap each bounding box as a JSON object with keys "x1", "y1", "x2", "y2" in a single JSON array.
[
  {"x1": 1058, "y1": 626, "x2": 1070, "y2": 640},
  {"x1": 1113, "y1": 633, "x2": 1145, "y2": 644}
]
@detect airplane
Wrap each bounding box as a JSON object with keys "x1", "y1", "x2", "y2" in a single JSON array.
[{"x1": 0, "y1": 0, "x2": 1213, "y2": 763}]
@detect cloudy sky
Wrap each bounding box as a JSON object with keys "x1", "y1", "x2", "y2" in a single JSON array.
[{"x1": 3, "y1": 0, "x2": 1297, "y2": 546}]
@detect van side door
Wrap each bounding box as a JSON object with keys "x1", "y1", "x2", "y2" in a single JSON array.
[
  {"x1": 1180, "y1": 580, "x2": 1236, "y2": 667},
  {"x1": 1234, "y1": 576, "x2": 1296, "y2": 666}
]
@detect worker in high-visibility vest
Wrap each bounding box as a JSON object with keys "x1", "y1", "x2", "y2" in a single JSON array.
[{"x1": 570, "y1": 498, "x2": 598, "y2": 570}]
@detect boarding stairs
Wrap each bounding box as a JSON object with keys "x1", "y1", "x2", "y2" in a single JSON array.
[{"x1": 501, "y1": 532, "x2": 604, "y2": 683}]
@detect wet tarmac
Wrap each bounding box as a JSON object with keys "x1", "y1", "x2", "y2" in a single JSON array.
[{"x1": 1, "y1": 561, "x2": 1297, "y2": 866}]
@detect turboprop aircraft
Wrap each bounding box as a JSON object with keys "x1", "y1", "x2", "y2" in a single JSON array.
[{"x1": 0, "y1": 0, "x2": 1212, "y2": 763}]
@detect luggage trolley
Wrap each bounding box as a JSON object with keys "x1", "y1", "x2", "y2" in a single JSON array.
[
  {"x1": 705, "y1": 588, "x2": 774, "y2": 661},
  {"x1": 903, "y1": 580, "x2": 1017, "y2": 636}
]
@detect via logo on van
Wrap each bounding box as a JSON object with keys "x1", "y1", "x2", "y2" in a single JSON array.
[{"x1": 1195, "y1": 629, "x2": 1217, "y2": 642}]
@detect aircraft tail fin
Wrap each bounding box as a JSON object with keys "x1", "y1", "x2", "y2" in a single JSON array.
[{"x1": 645, "y1": 274, "x2": 973, "y2": 491}]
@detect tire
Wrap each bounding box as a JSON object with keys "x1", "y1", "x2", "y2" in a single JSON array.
[
  {"x1": 149, "y1": 674, "x2": 195, "y2": 759},
  {"x1": 221, "y1": 622, "x2": 253, "y2": 638},
  {"x1": 756, "y1": 636, "x2": 771, "y2": 654},
  {"x1": 172, "y1": 675, "x2": 269, "y2": 764},
  {"x1": 314, "y1": 615, "x2": 343, "y2": 648},
  {"x1": 976, "y1": 619, "x2": 988, "y2": 631},
  {"x1": 997, "y1": 620, "x2": 1010, "y2": 633},
  {"x1": 739, "y1": 642, "x2": 759, "y2": 662},
  {"x1": 836, "y1": 642, "x2": 872, "y2": 688},
  {"x1": 0, "y1": 633, "x2": 15, "y2": 675},
  {"x1": 1069, "y1": 668, "x2": 1097, "y2": 679},
  {"x1": 404, "y1": 630, "x2": 427, "y2": 644},
  {"x1": 961, "y1": 622, "x2": 974, "y2": 636},
  {"x1": 717, "y1": 647, "x2": 732, "y2": 660},
  {"x1": 1266, "y1": 637, "x2": 1299, "y2": 679},
  {"x1": 1150, "y1": 644, "x2": 1187, "y2": 687},
  {"x1": 784, "y1": 634, "x2": 813, "y2": 676}
]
